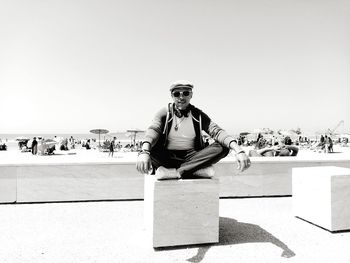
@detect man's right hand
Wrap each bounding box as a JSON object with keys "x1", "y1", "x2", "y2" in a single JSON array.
[{"x1": 136, "y1": 153, "x2": 152, "y2": 174}]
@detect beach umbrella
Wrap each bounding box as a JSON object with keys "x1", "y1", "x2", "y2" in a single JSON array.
[
  {"x1": 126, "y1": 128, "x2": 144, "y2": 146},
  {"x1": 252, "y1": 128, "x2": 274, "y2": 134},
  {"x1": 278, "y1": 130, "x2": 300, "y2": 141},
  {"x1": 53, "y1": 136, "x2": 64, "y2": 143},
  {"x1": 90, "y1": 129, "x2": 109, "y2": 146},
  {"x1": 43, "y1": 139, "x2": 58, "y2": 146},
  {"x1": 15, "y1": 136, "x2": 30, "y2": 141},
  {"x1": 252, "y1": 128, "x2": 264, "y2": 134}
]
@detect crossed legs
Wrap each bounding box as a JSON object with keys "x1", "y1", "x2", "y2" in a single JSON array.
[{"x1": 150, "y1": 142, "x2": 230, "y2": 178}]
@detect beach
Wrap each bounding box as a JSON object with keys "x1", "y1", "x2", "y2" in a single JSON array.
[
  {"x1": 1, "y1": 141, "x2": 350, "y2": 262},
  {"x1": 0, "y1": 141, "x2": 350, "y2": 164},
  {"x1": 1, "y1": 139, "x2": 350, "y2": 166}
]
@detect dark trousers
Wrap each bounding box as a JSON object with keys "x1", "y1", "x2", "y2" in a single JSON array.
[
  {"x1": 32, "y1": 145, "x2": 37, "y2": 155},
  {"x1": 150, "y1": 142, "x2": 229, "y2": 178}
]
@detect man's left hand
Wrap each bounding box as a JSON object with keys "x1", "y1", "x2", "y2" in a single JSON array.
[{"x1": 236, "y1": 152, "x2": 251, "y2": 172}]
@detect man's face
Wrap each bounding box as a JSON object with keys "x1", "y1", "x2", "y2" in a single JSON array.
[{"x1": 171, "y1": 88, "x2": 193, "y2": 110}]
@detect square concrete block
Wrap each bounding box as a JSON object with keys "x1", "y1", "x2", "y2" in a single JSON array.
[
  {"x1": 293, "y1": 166, "x2": 350, "y2": 231},
  {"x1": 144, "y1": 175, "x2": 219, "y2": 247},
  {"x1": 0, "y1": 166, "x2": 17, "y2": 203}
]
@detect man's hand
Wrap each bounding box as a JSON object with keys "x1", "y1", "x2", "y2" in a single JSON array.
[
  {"x1": 136, "y1": 153, "x2": 152, "y2": 174},
  {"x1": 236, "y1": 152, "x2": 251, "y2": 172}
]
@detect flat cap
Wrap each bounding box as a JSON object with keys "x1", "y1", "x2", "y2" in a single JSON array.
[{"x1": 169, "y1": 80, "x2": 194, "y2": 92}]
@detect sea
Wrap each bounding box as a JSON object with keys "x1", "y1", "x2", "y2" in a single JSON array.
[{"x1": 0, "y1": 132, "x2": 145, "y2": 142}]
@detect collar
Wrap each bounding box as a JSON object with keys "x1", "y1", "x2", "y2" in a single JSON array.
[{"x1": 173, "y1": 104, "x2": 192, "y2": 118}]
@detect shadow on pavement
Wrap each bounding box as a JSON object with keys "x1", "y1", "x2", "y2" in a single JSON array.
[{"x1": 187, "y1": 217, "x2": 296, "y2": 263}]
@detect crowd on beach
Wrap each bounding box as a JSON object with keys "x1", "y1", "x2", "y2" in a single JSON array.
[
  {"x1": 237, "y1": 133, "x2": 349, "y2": 157},
  {"x1": 1, "y1": 132, "x2": 349, "y2": 157},
  {"x1": 245, "y1": 134, "x2": 299, "y2": 157},
  {"x1": 300, "y1": 134, "x2": 349, "y2": 153},
  {"x1": 12, "y1": 135, "x2": 144, "y2": 156}
]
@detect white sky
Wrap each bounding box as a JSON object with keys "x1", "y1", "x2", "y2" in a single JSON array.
[{"x1": 1, "y1": 0, "x2": 349, "y2": 135}]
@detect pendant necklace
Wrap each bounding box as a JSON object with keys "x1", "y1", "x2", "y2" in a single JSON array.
[{"x1": 174, "y1": 116, "x2": 185, "y2": 131}]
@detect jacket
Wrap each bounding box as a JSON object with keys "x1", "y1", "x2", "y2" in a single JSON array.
[{"x1": 143, "y1": 103, "x2": 236, "y2": 150}]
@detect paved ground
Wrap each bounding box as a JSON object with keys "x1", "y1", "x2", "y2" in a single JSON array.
[{"x1": 0, "y1": 197, "x2": 349, "y2": 263}]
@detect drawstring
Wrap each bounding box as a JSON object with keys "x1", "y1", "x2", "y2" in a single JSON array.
[{"x1": 163, "y1": 103, "x2": 203, "y2": 148}]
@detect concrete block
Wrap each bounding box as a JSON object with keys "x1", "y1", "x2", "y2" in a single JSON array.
[
  {"x1": 293, "y1": 166, "x2": 350, "y2": 231},
  {"x1": 0, "y1": 166, "x2": 17, "y2": 203},
  {"x1": 144, "y1": 175, "x2": 219, "y2": 247},
  {"x1": 17, "y1": 164, "x2": 143, "y2": 202}
]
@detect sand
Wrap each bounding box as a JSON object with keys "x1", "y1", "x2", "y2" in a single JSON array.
[
  {"x1": 1, "y1": 141, "x2": 350, "y2": 166},
  {"x1": 0, "y1": 197, "x2": 349, "y2": 262}
]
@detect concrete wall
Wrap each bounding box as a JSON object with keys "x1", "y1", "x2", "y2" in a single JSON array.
[
  {"x1": 1, "y1": 157, "x2": 350, "y2": 203},
  {"x1": 218, "y1": 159, "x2": 350, "y2": 197},
  {"x1": 16, "y1": 163, "x2": 143, "y2": 203}
]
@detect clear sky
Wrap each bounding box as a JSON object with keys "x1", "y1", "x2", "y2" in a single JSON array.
[{"x1": 1, "y1": 0, "x2": 349, "y2": 135}]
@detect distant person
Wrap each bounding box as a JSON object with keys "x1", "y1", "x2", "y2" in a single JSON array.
[
  {"x1": 70, "y1": 136, "x2": 75, "y2": 149},
  {"x1": 18, "y1": 140, "x2": 23, "y2": 150},
  {"x1": 342, "y1": 137, "x2": 349, "y2": 147},
  {"x1": 85, "y1": 139, "x2": 91, "y2": 150},
  {"x1": 318, "y1": 135, "x2": 325, "y2": 148},
  {"x1": 249, "y1": 138, "x2": 299, "y2": 157},
  {"x1": 284, "y1": 136, "x2": 292, "y2": 145},
  {"x1": 256, "y1": 133, "x2": 263, "y2": 142},
  {"x1": 37, "y1": 138, "x2": 46, "y2": 155},
  {"x1": 256, "y1": 136, "x2": 267, "y2": 150},
  {"x1": 109, "y1": 137, "x2": 117, "y2": 157},
  {"x1": 0, "y1": 140, "x2": 6, "y2": 151},
  {"x1": 60, "y1": 138, "x2": 69, "y2": 151},
  {"x1": 320, "y1": 135, "x2": 325, "y2": 143},
  {"x1": 325, "y1": 136, "x2": 333, "y2": 153},
  {"x1": 278, "y1": 144, "x2": 299, "y2": 156},
  {"x1": 117, "y1": 141, "x2": 122, "y2": 150},
  {"x1": 32, "y1": 137, "x2": 38, "y2": 155},
  {"x1": 136, "y1": 80, "x2": 251, "y2": 179}
]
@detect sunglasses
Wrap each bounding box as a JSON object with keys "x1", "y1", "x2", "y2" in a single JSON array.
[{"x1": 172, "y1": 91, "x2": 192, "y2": 97}]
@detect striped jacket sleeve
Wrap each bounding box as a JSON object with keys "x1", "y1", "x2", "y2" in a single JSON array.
[
  {"x1": 201, "y1": 111, "x2": 237, "y2": 148},
  {"x1": 143, "y1": 107, "x2": 167, "y2": 147}
]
